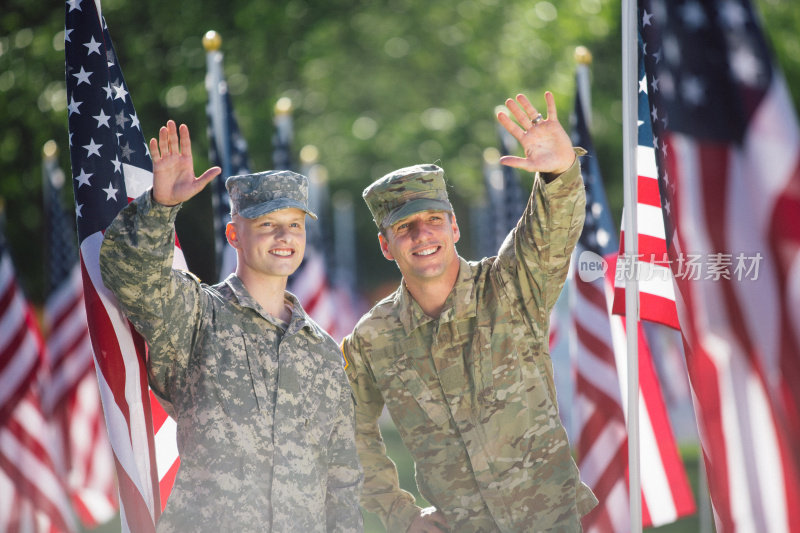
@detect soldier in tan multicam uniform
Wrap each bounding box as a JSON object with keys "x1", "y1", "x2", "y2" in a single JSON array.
[
  {"x1": 99, "y1": 120, "x2": 363, "y2": 532},
  {"x1": 341, "y1": 93, "x2": 598, "y2": 532}
]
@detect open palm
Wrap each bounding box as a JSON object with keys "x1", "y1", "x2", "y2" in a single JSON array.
[
  {"x1": 496, "y1": 92, "x2": 576, "y2": 175},
  {"x1": 149, "y1": 120, "x2": 221, "y2": 206}
]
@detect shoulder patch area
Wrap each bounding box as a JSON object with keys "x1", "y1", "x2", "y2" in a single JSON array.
[{"x1": 175, "y1": 269, "x2": 202, "y2": 283}]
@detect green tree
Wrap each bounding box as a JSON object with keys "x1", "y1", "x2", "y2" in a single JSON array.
[{"x1": 1, "y1": 0, "x2": 798, "y2": 302}]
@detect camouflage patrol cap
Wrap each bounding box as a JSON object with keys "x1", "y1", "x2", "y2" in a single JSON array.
[
  {"x1": 226, "y1": 170, "x2": 317, "y2": 220},
  {"x1": 362, "y1": 164, "x2": 453, "y2": 228}
]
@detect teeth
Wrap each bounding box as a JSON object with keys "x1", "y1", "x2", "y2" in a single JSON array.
[
  {"x1": 271, "y1": 250, "x2": 292, "y2": 256},
  {"x1": 416, "y1": 247, "x2": 437, "y2": 256}
]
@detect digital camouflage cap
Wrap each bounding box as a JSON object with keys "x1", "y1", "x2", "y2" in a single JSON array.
[
  {"x1": 362, "y1": 164, "x2": 453, "y2": 229},
  {"x1": 226, "y1": 170, "x2": 318, "y2": 220}
]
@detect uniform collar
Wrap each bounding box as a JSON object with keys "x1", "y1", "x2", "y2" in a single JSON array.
[
  {"x1": 397, "y1": 256, "x2": 478, "y2": 335},
  {"x1": 223, "y1": 274, "x2": 323, "y2": 339}
]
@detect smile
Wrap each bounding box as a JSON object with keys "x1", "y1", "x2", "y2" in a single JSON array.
[
  {"x1": 270, "y1": 249, "x2": 294, "y2": 257},
  {"x1": 413, "y1": 246, "x2": 439, "y2": 257}
]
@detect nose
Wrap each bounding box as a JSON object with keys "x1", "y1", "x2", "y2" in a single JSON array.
[
  {"x1": 275, "y1": 225, "x2": 291, "y2": 242},
  {"x1": 409, "y1": 221, "x2": 431, "y2": 241}
]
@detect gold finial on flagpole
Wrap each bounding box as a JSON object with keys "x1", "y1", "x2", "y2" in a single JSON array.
[
  {"x1": 300, "y1": 144, "x2": 319, "y2": 166},
  {"x1": 275, "y1": 96, "x2": 293, "y2": 115},
  {"x1": 202, "y1": 30, "x2": 222, "y2": 52},
  {"x1": 574, "y1": 45, "x2": 592, "y2": 65},
  {"x1": 43, "y1": 140, "x2": 58, "y2": 159}
]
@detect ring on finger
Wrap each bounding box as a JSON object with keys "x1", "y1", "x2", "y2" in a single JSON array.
[{"x1": 532, "y1": 113, "x2": 544, "y2": 125}]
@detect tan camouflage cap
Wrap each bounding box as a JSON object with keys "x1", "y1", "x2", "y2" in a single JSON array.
[
  {"x1": 362, "y1": 163, "x2": 453, "y2": 229},
  {"x1": 226, "y1": 170, "x2": 318, "y2": 220}
]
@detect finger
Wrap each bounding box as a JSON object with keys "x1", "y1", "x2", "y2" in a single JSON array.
[
  {"x1": 544, "y1": 91, "x2": 558, "y2": 121},
  {"x1": 499, "y1": 155, "x2": 534, "y2": 172},
  {"x1": 167, "y1": 120, "x2": 179, "y2": 155},
  {"x1": 497, "y1": 111, "x2": 526, "y2": 142},
  {"x1": 149, "y1": 137, "x2": 160, "y2": 161},
  {"x1": 505, "y1": 97, "x2": 531, "y2": 129},
  {"x1": 179, "y1": 124, "x2": 192, "y2": 159},
  {"x1": 158, "y1": 125, "x2": 169, "y2": 156},
  {"x1": 516, "y1": 93, "x2": 541, "y2": 121},
  {"x1": 197, "y1": 166, "x2": 222, "y2": 185}
]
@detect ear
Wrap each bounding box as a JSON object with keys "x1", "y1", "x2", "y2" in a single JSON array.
[
  {"x1": 378, "y1": 233, "x2": 394, "y2": 261},
  {"x1": 225, "y1": 222, "x2": 238, "y2": 249},
  {"x1": 451, "y1": 214, "x2": 461, "y2": 244}
]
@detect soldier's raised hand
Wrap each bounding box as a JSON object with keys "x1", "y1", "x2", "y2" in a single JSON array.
[
  {"x1": 149, "y1": 120, "x2": 221, "y2": 206},
  {"x1": 496, "y1": 91, "x2": 576, "y2": 176}
]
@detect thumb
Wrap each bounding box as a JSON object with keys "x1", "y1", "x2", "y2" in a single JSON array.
[{"x1": 198, "y1": 166, "x2": 222, "y2": 185}]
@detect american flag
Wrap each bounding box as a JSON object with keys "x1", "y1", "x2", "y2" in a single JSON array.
[
  {"x1": 568, "y1": 67, "x2": 695, "y2": 531},
  {"x1": 638, "y1": 0, "x2": 800, "y2": 530},
  {"x1": 1, "y1": 228, "x2": 76, "y2": 532},
  {"x1": 271, "y1": 102, "x2": 357, "y2": 341},
  {"x1": 42, "y1": 143, "x2": 117, "y2": 527},
  {"x1": 479, "y1": 118, "x2": 529, "y2": 256},
  {"x1": 611, "y1": 35, "x2": 680, "y2": 330},
  {"x1": 204, "y1": 37, "x2": 250, "y2": 282},
  {"x1": 65, "y1": 1, "x2": 180, "y2": 530}
]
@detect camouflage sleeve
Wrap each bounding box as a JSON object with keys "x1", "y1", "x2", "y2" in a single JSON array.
[
  {"x1": 98, "y1": 190, "x2": 206, "y2": 402},
  {"x1": 325, "y1": 383, "x2": 365, "y2": 532},
  {"x1": 341, "y1": 336, "x2": 421, "y2": 532},
  {"x1": 496, "y1": 151, "x2": 586, "y2": 321}
]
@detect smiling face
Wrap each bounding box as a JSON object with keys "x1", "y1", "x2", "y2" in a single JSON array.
[
  {"x1": 227, "y1": 207, "x2": 307, "y2": 282},
  {"x1": 379, "y1": 209, "x2": 460, "y2": 286}
]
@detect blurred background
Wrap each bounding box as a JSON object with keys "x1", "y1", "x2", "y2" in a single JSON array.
[
  {"x1": 2, "y1": 0, "x2": 800, "y2": 531},
  {"x1": 2, "y1": 0, "x2": 795, "y2": 302}
]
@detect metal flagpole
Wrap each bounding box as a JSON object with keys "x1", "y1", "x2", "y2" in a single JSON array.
[
  {"x1": 203, "y1": 30, "x2": 234, "y2": 279},
  {"x1": 622, "y1": 0, "x2": 641, "y2": 531},
  {"x1": 203, "y1": 31, "x2": 231, "y2": 180}
]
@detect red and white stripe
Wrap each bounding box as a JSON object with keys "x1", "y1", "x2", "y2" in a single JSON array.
[
  {"x1": 572, "y1": 250, "x2": 694, "y2": 532},
  {"x1": 42, "y1": 264, "x2": 93, "y2": 414},
  {"x1": 0, "y1": 390, "x2": 77, "y2": 533},
  {"x1": 55, "y1": 372, "x2": 117, "y2": 527},
  {"x1": 80, "y1": 225, "x2": 183, "y2": 531},
  {"x1": 662, "y1": 76, "x2": 800, "y2": 532},
  {"x1": 289, "y1": 251, "x2": 359, "y2": 343},
  {"x1": 43, "y1": 262, "x2": 118, "y2": 528},
  {"x1": 0, "y1": 251, "x2": 77, "y2": 531},
  {"x1": 612, "y1": 144, "x2": 680, "y2": 330},
  {"x1": 0, "y1": 257, "x2": 41, "y2": 426}
]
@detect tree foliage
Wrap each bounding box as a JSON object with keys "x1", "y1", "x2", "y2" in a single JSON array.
[{"x1": 1, "y1": 0, "x2": 798, "y2": 302}]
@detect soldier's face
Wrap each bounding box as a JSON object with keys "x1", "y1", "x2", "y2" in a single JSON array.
[
  {"x1": 227, "y1": 208, "x2": 306, "y2": 279},
  {"x1": 379, "y1": 210, "x2": 460, "y2": 283}
]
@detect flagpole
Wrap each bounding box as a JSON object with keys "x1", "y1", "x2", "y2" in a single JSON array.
[
  {"x1": 204, "y1": 31, "x2": 231, "y2": 180},
  {"x1": 622, "y1": 0, "x2": 642, "y2": 530},
  {"x1": 574, "y1": 47, "x2": 592, "y2": 131}
]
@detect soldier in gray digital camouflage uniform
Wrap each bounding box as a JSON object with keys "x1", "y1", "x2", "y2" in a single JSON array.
[
  {"x1": 341, "y1": 92, "x2": 598, "y2": 532},
  {"x1": 99, "y1": 120, "x2": 363, "y2": 532}
]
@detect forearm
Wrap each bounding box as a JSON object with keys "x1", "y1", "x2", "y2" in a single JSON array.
[
  {"x1": 342, "y1": 338, "x2": 421, "y2": 532},
  {"x1": 99, "y1": 190, "x2": 180, "y2": 335},
  {"x1": 352, "y1": 382, "x2": 420, "y2": 532},
  {"x1": 505, "y1": 152, "x2": 586, "y2": 312}
]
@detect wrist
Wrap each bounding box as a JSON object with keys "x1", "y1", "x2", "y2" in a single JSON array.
[{"x1": 150, "y1": 188, "x2": 180, "y2": 208}]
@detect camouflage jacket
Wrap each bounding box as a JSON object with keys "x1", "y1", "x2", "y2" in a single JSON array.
[
  {"x1": 99, "y1": 191, "x2": 363, "y2": 533},
  {"x1": 342, "y1": 159, "x2": 597, "y2": 532}
]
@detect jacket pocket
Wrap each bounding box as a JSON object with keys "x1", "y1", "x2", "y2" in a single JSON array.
[{"x1": 373, "y1": 349, "x2": 450, "y2": 427}]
